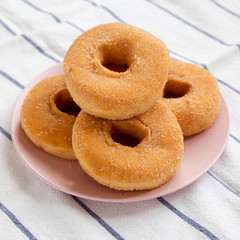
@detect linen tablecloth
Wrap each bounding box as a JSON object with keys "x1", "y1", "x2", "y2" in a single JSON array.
[{"x1": 1, "y1": 0, "x2": 240, "y2": 239}]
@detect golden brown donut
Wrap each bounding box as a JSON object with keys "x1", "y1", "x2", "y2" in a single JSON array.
[
  {"x1": 64, "y1": 22, "x2": 169, "y2": 120},
  {"x1": 158, "y1": 61, "x2": 221, "y2": 136},
  {"x1": 21, "y1": 75, "x2": 81, "y2": 159},
  {"x1": 72, "y1": 102, "x2": 184, "y2": 191}
]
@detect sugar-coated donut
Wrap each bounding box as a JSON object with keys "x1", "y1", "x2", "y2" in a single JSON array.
[
  {"x1": 72, "y1": 102, "x2": 184, "y2": 191},
  {"x1": 64, "y1": 22, "x2": 169, "y2": 120},
  {"x1": 158, "y1": 61, "x2": 221, "y2": 136},
  {"x1": 21, "y1": 75, "x2": 81, "y2": 159}
]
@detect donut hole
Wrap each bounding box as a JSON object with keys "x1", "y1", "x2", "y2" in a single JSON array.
[
  {"x1": 110, "y1": 122, "x2": 148, "y2": 147},
  {"x1": 52, "y1": 89, "x2": 81, "y2": 117},
  {"x1": 103, "y1": 63, "x2": 129, "y2": 73},
  {"x1": 113, "y1": 132, "x2": 140, "y2": 147},
  {"x1": 164, "y1": 80, "x2": 191, "y2": 98},
  {"x1": 98, "y1": 41, "x2": 132, "y2": 73}
]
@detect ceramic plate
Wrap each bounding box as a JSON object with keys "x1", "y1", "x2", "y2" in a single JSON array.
[{"x1": 11, "y1": 62, "x2": 230, "y2": 202}]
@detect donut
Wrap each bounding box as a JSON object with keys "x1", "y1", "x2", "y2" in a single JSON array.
[
  {"x1": 21, "y1": 75, "x2": 81, "y2": 159},
  {"x1": 72, "y1": 102, "x2": 184, "y2": 191},
  {"x1": 64, "y1": 22, "x2": 169, "y2": 120},
  {"x1": 158, "y1": 61, "x2": 221, "y2": 136}
]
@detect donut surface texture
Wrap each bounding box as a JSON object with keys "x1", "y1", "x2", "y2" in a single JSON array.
[
  {"x1": 72, "y1": 102, "x2": 184, "y2": 191},
  {"x1": 21, "y1": 75, "x2": 81, "y2": 159},
  {"x1": 159, "y1": 61, "x2": 221, "y2": 136},
  {"x1": 64, "y1": 22, "x2": 169, "y2": 120}
]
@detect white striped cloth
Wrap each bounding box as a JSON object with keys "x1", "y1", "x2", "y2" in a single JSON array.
[{"x1": 1, "y1": 0, "x2": 240, "y2": 239}]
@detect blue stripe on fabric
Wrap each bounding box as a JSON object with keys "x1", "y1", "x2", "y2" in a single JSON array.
[
  {"x1": 72, "y1": 196, "x2": 125, "y2": 240},
  {"x1": 146, "y1": 0, "x2": 239, "y2": 49},
  {"x1": 0, "y1": 202, "x2": 37, "y2": 240},
  {"x1": 215, "y1": 78, "x2": 240, "y2": 95},
  {"x1": 207, "y1": 171, "x2": 240, "y2": 198},
  {"x1": 230, "y1": 133, "x2": 240, "y2": 144},
  {"x1": 100, "y1": 5, "x2": 126, "y2": 23},
  {"x1": 82, "y1": 0, "x2": 97, "y2": 7},
  {"x1": 82, "y1": 0, "x2": 125, "y2": 23},
  {"x1": 21, "y1": 34, "x2": 60, "y2": 63},
  {"x1": 201, "y1": 66, "x2": 240, "y2": 96},
  {"x1": 210, "y1": 0, "x2": 240, "y2": 18},
  {"x1": 169, "y1": 49, "x2": 206, "y2": 66},
  {"x1": 157, "y1": 197, "x2": 219, "y2": 240},
  {"x1": 21, "y1": 0, "x2": 84, "y2": 35},
  {"x1": 0, "y1": 126, "x2": 12, "y2": 141},
  {"x1": 21, "y1": 0, "x2": 60, "y2": 23},
  {"x1": 0, "y1": 69, "x2": 24, "y2": 89},
  {"x1": 169, "y1": 49, "x2": 240, "y2": 96},
  {"x1": 0, "y1": 19, "x2": 16, "y2": 36},
  {"x1": 65, "y1": 21, "x2": 84, "y2": 33}
]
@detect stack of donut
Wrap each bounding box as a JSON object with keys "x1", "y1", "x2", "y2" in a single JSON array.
[{"x1": 21, "y1": 23, "x2": 221, "y2": 191}]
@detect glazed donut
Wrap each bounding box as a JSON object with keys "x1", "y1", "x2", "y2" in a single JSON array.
[
  {"x1": 158, "y1": 61, "x2": 221, "y2": 136},
  {"x1": 64, "y1": 22, "x2": 169, "y2": 120},
  {"x1": 72, "y1": 102, "x2": 184, "y2": 191},
  {"x1": 21, "y1": 75, "x2": 81, "y2": 159}
]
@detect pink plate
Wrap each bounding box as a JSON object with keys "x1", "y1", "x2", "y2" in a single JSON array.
[{"x1": 11, "y1": 62, "x2": 230, "y2": 202}]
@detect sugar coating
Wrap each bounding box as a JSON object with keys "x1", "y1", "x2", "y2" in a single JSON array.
[
  {"x1": 20, "y1": 75, "x2": 77, "y2": 159},
  {"x1": 158, "y1": 61, "x2": 221, "y2": 136},
  {"x1": 72, "y1": 102, "x2": 184, "y2": 191},
  {"x1": 63, "y1": 22, "x2": 169, "y2": 120}
]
